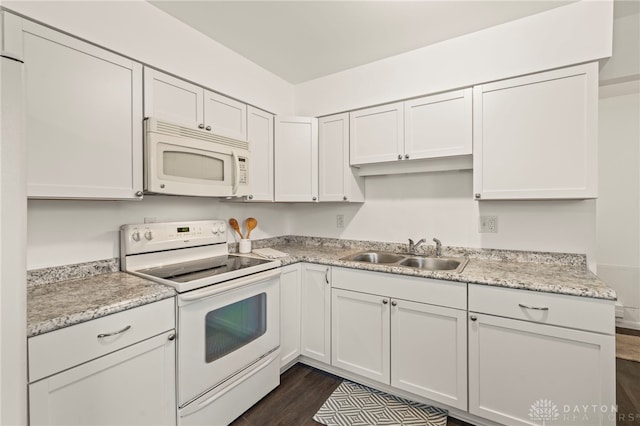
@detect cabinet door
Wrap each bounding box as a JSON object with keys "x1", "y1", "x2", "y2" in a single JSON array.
[
  {"x1": 246, "y1": 106, "x2": 274, "y2": 202},
  {"x1": 275, "y1": 116, "x2": 318, "y2": 202},
  {"x1": 203, "y1": 90, "x2": 247, "y2": 141},
  {"x1": 404, "y1": 88, "x2": 472, "y2": 160},
  {"x1": 280, "y1": 264, "x2": 301, "y2": 368},
  {"x1": 332, "y1": 288, "x2": 390, "y2": 384},
  {"x1": 391, "y1": 299, "x2": 467, "y2": 409},
  {"x1": 319, "y1": 113, "x2": 364, "y2": 202},
  {"x1": 300, "y1": 264, "x2": 331, "y2": 363},
  {"x1": 143, "y1": 67, "x2": 204, "y2": 129},
  {"x1": 349, "y1": 102, "x2": 404, "y2": 165},
  {"x1": 22, "y1": 21, "x2": 143, "y2": 199},
  {"x1": 468, "y1": 313, "x2": 615, "y2": 426},
  {"x1": 473, "y1": 62, "x2": 598, "y2": 200},
  {"x1": 29, "y1": 331, "x2": 176, "y2": 426}
]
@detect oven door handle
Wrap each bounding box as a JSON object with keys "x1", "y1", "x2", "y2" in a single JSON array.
[
  {"x1": 231, "y1": 150, "x2": 240, "y2": 195},
  {"x1": 179, "y1": 268, "x2": 281, "y2": 303}
]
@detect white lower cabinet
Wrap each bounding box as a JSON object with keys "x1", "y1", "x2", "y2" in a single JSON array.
[
  {"x1": 391, "y1": 299, "x2": 467, "y2": 410},
  {"x1": 28, "y1": 299, "x2": 176, "y2": 426},
  {"x1": 280, "y1": 263, "x2": 302, "y2": 368},
  {"x1": 30, "y1": 331, "x2": 176, "y2": 426},
  {"x1": 331, "y1": 288, "x2": 390, "y2": 383},
  {"x1": 300, "y1": 263, "x2": 331, "y2": 363},
  {"x1": 468, "y1": 285, "x2": 616, "y2": 426},
  {"x1": 330, "y1": 267, "x2": 468, "y2": 410}
]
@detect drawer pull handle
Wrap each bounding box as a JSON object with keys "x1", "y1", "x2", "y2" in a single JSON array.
[
  {"x1": 518, "y1": 303, "x2": 549, "y2": 311},
  {"x1": 97, "y1": 325, "x2": 131, "y2": 339}
]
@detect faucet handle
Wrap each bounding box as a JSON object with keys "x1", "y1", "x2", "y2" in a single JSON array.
[{"x1": 433, "y1": 238, "x2": 442, "y2": 257}]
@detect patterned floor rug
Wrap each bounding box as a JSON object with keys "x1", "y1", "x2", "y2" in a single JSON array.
[{"x1": 313, "y1": 380, "x2": 448, "y2": 426}]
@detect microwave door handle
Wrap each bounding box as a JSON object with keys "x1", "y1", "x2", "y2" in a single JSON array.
[{"x1": 231, "y1": 150, "x2": 240, "y2": 195}]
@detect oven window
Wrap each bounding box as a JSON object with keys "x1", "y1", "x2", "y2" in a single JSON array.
[
  {"x1": 205, "y1": 293, "x2": 267, "y2": 363},
  {"x1": 163, "y1": 151, "x2": 224, "y2": 181}
]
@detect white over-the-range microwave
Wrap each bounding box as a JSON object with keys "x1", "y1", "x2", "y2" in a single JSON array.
[{"x1": 144, "y1": 118, "x2": 250, "y2": 197}]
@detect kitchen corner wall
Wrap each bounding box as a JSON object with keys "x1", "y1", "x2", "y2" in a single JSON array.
[
  {"x1": 286, "y1": 172, "x2": 597, "y2": 268},
  {"x1": 20, "y1": 0, "x2": 609, "y2": 271},
  {"x1": 27, "y1": 198, "x2": 293, "y2": 269}
]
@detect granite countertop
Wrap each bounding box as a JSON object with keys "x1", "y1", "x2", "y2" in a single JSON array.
[
  {"x1": 27, "y1": 272, "x2": 175, "y2": 338},
  {"x1": 27, "y1": 236, "x2": 615, "y2": 338},
  {"x1": 258, "y1": 241, "x2": 616, "y2": 301}
]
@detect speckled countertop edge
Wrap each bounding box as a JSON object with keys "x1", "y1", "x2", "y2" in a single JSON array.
[
  {"x1": 28, "y1": 236, "x2": 615, "y2": 337},
  {"x1": 27, "y1": 272, "x2": 175, "y2": 338},
  {"x1": 239, "y1": 236, "x2": 615, "y2": 301}
]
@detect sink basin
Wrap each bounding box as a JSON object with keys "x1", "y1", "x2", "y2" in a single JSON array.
[
  {"x1": 400, "y1": 257, "x2": 467, "y2": 272},
  {"x1": 340, "y1": 251, "x2": 468, "y2": 273},
  {"x1": 344, "y1": 252, "x2": 404, "y2": 264}
]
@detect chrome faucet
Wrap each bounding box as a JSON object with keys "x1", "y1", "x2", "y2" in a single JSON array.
[
  {"x1": 433, "y1": 238, "x2": 442, "y2": 257},
  {"x1": 408, "y1": 238, "x2": 426, "y2": 254}
]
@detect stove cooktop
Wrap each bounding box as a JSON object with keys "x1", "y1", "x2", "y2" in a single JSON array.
[{"x1": 136, "y1": 254, "x2": 275, "y2": 284}]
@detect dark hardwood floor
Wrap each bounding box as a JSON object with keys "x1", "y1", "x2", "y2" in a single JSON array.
[
  {"x1": 617, "y1": 328, "x2": 640, "y2": 425},
  {"x1": 232, "y1": 330, "x2": 640, "y2": 425},
  {"x1": 230, "y1": 363, "x2": 472, "y2": 426}
]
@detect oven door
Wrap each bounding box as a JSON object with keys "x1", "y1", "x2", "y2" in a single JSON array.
[
  {"x1": 145, "y1": 130, "x2": 249, "y2": 197},
  {"x1": 177, "y1": 269, "x2": 280, "y2": 407}
]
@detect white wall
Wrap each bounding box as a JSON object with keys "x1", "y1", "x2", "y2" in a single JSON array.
[
  {"x1": 596, "y1": 6, "x2": 640, "y2": 329},
  {"x1": 27, "y1": 197, "x2": 293, "y2": 269},
  {"x1": 597, "y1": 87, "x2": 640, "y2": 328},
  {"x1": 3, "y1": 0, "x2": 295, "y2": 115},
  {"x1": 599, "y1": 12, "x2": 640, "y2": 84},
  {"x1": 0, "y1": 46, "x2": 28, "y2": 424},
  {"x1": 294, "y1": 0, "x2": 613, "y2": 116},
  {"x1": 287, "y1": 171, "x2": 597, "y2": 267}
]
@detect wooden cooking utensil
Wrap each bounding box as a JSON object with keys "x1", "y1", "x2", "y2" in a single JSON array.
[
  {"x1": 229, "y1": 218, "x2": 244, "y2": 239},
  {"x1": 245, "y1": 217, "x2": 258, "y2": 239}
]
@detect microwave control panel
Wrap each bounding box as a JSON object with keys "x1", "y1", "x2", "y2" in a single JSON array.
[{"x1": 239, "y1": 157, "x2": 248, "y2": 185}]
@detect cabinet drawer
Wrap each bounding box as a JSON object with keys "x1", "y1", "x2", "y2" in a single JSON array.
[
  {"x1": 332, "y1": 267, "x2": 466, "y2": 310},
  {"x1": 29, "y1": 298, "x2": 175, "y2": 383},
  {"x1": 468, "y1": 285, "x2": 613, "y2": 335}
]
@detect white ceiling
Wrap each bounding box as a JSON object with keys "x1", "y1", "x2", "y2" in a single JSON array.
[{"x1": 149, "y1": 1, "x2": 626, "y2": 84}]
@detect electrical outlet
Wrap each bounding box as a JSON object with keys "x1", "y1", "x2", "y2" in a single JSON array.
[
  {"x1": 479, "y1": 216, "x2": 498, "y2": 233},
  {"x1": 336, "y1": 214, "x2": 345, "y2": 229}
]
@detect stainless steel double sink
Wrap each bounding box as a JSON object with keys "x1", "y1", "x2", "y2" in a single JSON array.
[{"x1": 340, "y1": 251, "x2": 468, "y2": 273}]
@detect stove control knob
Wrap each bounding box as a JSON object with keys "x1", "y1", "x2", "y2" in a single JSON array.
[
  {"x1": 131, "y1": 230, "x2": 141, "y2": 242},
  {"x1": 144, "y1": 229, "x2": 153, "y2": 241},
  {"x1": 217, "y1": 222, "x2": 227, "y2": 234}
]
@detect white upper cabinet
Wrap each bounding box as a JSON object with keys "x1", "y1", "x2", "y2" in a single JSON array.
[
  {"x1": 318, "y1": 113, "x2": 364, "y2": 202},
  {"x1": 144, "y1": 67, "x2": 247, "y2": 141},
  {"x1": 349, "y1": 102, "x2": 404, "y2": 165},
  {"x1": 274, "y1": 116, "x2": 318, "y2": 202},
  {"x1": 404, "y1": 88, "x2": 472, "y2": 159},
  {"x1": 350, "y1": 89, "x2": 472, "y2": 167},
  {"x1": 203, "y1": 90, "x2": 247, "y2": 141},
  {"x1": 143, "y1": 68, "x2": 203, "y2": 129},
  {"x1": 245, "y1": 106, "x2": 274, "y2": 202},
  {"x1": 15, "y1": 19, "x2": 143, "y2": 199},
  {"x1": 473, "y1": 62, "x2": 598, "y2": 200}
]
